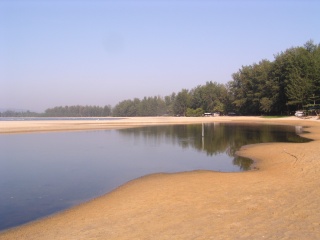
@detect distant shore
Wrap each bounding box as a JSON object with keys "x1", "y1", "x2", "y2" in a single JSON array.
[{"x1": 1, "y1": 116, "x2": 320, "y2": 239}]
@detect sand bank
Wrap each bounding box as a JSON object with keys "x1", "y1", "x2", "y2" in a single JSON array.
[
  {"x1": 0, "y1": 116, "x2": 320, "y2": 239},
  {"x1": 0, "y1": 116, "x2": 315, "y2": 134}
]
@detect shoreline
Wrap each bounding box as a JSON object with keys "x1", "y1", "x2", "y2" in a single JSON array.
[
  {"x1": 0, "y1": 116, "x2": 316, "y2": 134},
  {"x1": 1, "y1": 116, "x2": 320, "y2": 239}
]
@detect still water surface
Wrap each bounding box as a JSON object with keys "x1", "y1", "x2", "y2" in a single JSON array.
[
  {"x1": 0, "y1": 117, "x2": 123, "y2": 121},
  {"x1": 0, "y1": 123, "x2": 310, "y2": 231}
]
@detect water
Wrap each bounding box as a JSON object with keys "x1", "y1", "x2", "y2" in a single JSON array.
[
  {"x1": 0, "y1": 117, "x2": 123, "y2": 121},
  {"x1": 0, "y1": 123, "x2": 311, "y2": 231}
]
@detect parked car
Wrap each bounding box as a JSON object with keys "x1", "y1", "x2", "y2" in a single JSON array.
[{"x1": 294, "y1": 111, "x2": 305, "y2": 117}]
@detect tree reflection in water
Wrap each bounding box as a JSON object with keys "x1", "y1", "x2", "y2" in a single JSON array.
[{"x1": 118, "y1": 123, "x2": 311, "y2": 171}]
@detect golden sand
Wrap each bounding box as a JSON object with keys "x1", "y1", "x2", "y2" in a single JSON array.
[{"x1": 0, "y1": 116, "x2": 319, "y2": 239}]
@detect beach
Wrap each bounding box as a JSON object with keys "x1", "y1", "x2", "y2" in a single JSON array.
[{"x1": 0, "y1": 116, "x2": 319, "y2": 239}]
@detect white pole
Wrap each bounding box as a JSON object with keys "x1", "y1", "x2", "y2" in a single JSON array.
[
  {"x1": 202, "y1": 123, "x2": 204, "y2": 150},
  {"x1": 202, "y1": 123, "x2": 204, "y2": 137}
]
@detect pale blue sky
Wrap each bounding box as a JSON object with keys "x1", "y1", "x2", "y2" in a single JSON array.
[{"x1": 1, "y1": 0, "x2": 320, "y2": 112}]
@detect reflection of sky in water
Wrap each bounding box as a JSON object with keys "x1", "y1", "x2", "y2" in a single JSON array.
[{"x1": 0, "y1": 124, "x2": 310, "y2": 231}]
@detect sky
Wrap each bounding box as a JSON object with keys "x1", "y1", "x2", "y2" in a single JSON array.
[{"x1": 1, "y1": 0, "x2": 320, "y2": 112}]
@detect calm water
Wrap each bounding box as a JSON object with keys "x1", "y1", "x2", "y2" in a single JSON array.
[
  {"x1": 0, "y1": 117, "x2": 123, "y2": 121},
  {"x1": 0, "y1": 123, "x2": 311, "y2": 231}
]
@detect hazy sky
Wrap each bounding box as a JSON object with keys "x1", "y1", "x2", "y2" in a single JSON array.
[{"x1": 1, "y1": 0, "x2": 320, "y2": 112}]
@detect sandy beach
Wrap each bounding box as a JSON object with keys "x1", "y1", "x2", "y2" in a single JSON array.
[{"x1": 0, "y1": 116, "x2": 319, "y2": 239}]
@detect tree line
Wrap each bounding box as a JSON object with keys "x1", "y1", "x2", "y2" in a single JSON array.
[
  {"x1": 112, "y1": 40, "x2": 320, "y2": 116},
  {"x1": 112, "y1": 82, "x2": 228, "y2": 117},
  {"x1": 43, "y1": 105, "x2": 112, "y2": 117},
  {"x1": 2, "y1": 40, "x2": 319, "y2": 118},
  {"x1": 0, "y1": 110, "x2": 40, "y2": 118},
  {"x1": 0, "y1": 105, "x2": 112, "y2": 118},
  {"x1": 228, "y1": 40, "x2": 320, "y2": 115}
]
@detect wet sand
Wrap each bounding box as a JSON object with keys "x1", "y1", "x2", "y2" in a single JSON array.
[{"x1": 1, "y1": 116, "x2": 320, "y2": 239}]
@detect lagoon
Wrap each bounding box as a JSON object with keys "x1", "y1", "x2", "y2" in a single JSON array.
[
  {"x1": 0, "y1": 117, "x2": 124, "y2": 121},
  {"x1": 0, "y1": 123, "x2": 310, "y2": 231}
]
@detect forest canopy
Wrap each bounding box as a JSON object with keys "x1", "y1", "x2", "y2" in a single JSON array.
[{"x1": 2, "y1": 40, "x2": 320, "y2": 117}]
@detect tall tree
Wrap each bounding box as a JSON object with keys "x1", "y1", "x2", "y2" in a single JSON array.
[
  {"x1": 201, "y1": 81, "x2": 227, "y2": 113},
  {"x1": 229, "y1": 60, "x2": 274, "y2": 115},
  {"x1": 273, "y1": 43, "x2": 319, "y2": 110},
  {"x1": 173, "y1": 89, "x2": 191, "y2": 116}
]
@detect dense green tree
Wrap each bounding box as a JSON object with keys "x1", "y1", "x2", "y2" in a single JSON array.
[
  {"x1": 228, "y1": 60, "x2": 275, "y2": 115},
  {"x1": 173, "y1": 89, "x2": 191, "y2": 116},
  {"x1": 188, "y1": 82, "x2": 227, "y2": 114},
  {"x1": 164, "y1": 92, "x2": 176, "y2": 115},
  {"x1": 112, "y1": 96, "x2": 167, "y2": 117},
  {"x1": 186, "y1": 108, "x2": 204, "y2": 117},
  {"x1": 227, "y1": 41, "x2": 320, "y2": 115},
  {"x1": 189, "y1": 85, "x2": 204, "y2": 110},
  {"x1": 272, "y1": 41, "x2": 320, "y2": 111},
  {"x1": 201, "y1": 81, "x2": 227, "y2": 113},
  {"x1": 112, "y1": 100, "x2": 135, "y2": 117}
]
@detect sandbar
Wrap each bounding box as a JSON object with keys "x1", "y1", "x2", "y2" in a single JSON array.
[{"x1": 0, "y1": 116, "x2": 319, "y2": 239}]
